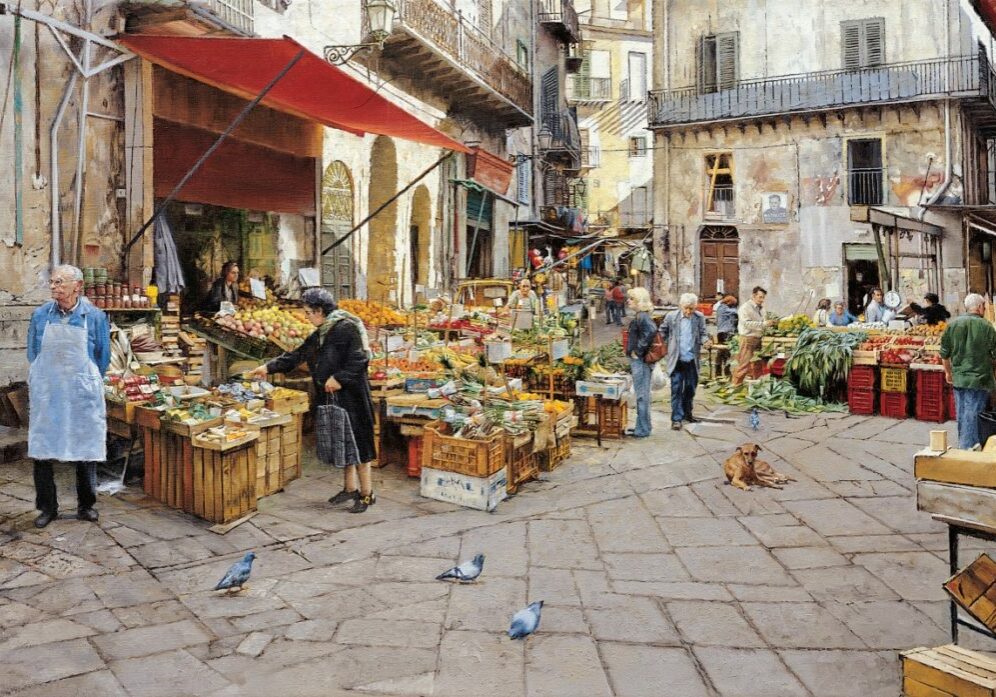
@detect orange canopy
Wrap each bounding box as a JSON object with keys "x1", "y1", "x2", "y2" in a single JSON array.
[{"x1": 118, "y1": 34, "x2": 471, "y2": 153}]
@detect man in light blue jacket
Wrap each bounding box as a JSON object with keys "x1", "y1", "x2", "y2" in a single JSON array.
[{"x1": 659, "y1": 293, "x2": 711, "y2": 430}]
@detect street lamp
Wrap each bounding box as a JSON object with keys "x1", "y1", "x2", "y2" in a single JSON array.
[
  {"x1": 537, "y1": 125, "x2": 553, "y2": 151},
  {"x1": 324, "y1": 0, "x2": 397, "y2": 65}
]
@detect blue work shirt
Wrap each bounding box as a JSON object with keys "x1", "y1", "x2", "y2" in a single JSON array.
[
  {"x1": 679, "y1": 315, "x2": 696, "y2": 361},
  {"x1": 28, "y1": 298, "x2": 111, "y2": 376}
]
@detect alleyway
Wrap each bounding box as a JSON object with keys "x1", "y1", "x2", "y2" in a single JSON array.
[{"x1": 0, "y1": 397, "x2": 977, "y2": 697}]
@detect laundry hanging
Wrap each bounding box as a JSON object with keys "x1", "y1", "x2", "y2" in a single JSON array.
[{"x1": 153, "y1": 214, "x2": 185, "y2": 294}]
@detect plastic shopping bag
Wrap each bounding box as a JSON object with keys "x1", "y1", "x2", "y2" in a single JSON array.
[{"x1": 651, "y1": 362, "x2": 667, "y2": 391}]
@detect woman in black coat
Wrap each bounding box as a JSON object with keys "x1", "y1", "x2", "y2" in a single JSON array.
[{"x1": 247, "y1": 288, "x2": 377, "y2": 513}]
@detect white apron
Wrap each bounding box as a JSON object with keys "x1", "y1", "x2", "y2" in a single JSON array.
[{"x1": 28, "y1": 307, "x2": 106, "y2": 461}]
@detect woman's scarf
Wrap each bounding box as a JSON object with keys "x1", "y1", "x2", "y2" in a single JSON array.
[{"x1": 318, "y1": 310, "x2": 372, "y2": 358}]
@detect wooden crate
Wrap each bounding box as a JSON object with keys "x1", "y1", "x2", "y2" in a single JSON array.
[
  {"x1": 901, "y1": 645, "x2": 996, "y2": 696},
  {"x1": 137, "y1": 406, "x2": 163, "y2": 499},
  {"x1": 266, "y1": 390, "x2": 310, "y2": 415},
  {"x1": 572, "y1": 397, "x2": 627, "y2": 439},
  {"x1": 191, "y1": 435, "x2": 258, "y2": 524},
  {"x1": 245, "y1": 413, "x2": 293, "y2": 499},
  {"x1": 506, "y1": 433, "x2": 538, "y2": 494},
  {"x1": 106, "y1": 398, "x2": 147, "y2": 425},
  {"x1": 421, "y1": 421, "x2": 505, "y2": 477},
  {"x1": 914, "y1": 449, "x2": 996, "y2": 488},
  {"x1": 280, "y1": 414, "x2": 303, "y2": 485},
  {"x1": 917, "y1": 480, "x2": 996, "y2": 530},
  {"x1": 944, "y1": 553, "x2": 996, "y2": 632}
]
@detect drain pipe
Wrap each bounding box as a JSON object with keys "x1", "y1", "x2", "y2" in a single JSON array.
[
  {"x1": 919, "y1": 0, "x2": 954, "y2": 219},
  {"x1": 49, "y1": 70, "x2": 77, "y2": 268}
]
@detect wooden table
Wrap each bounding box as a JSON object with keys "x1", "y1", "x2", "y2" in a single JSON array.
[{"x1": 932, "y1": 514, "x2": 996, "y2": 644}]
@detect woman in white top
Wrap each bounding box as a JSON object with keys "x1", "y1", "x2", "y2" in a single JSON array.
[
  {"x1": 812, "y1": 298, "x2": 831, "y2": 327},
  {"x1": 509, "y1": 278, "x2": 542, "y2": 328}
]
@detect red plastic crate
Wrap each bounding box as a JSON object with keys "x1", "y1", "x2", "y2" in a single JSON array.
[
  {"x1": 848, "y1": 386, "x2": 876, "y2": 415},
  {"x1": 848, "y1": 365, "x2": 876, "y2": 390},
  {"x1": 914, "y1": 370, "x2": 947, "y2": 423},
  {"x1": 879, "y1": 391, "x2": 909, "y2": 419},
  {"x1": 946, "y1": 386, "x2": 956, "y2": 420}
]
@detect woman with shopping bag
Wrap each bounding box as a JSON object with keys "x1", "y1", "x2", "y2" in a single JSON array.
[{"x1": 247, "y1": 288, "x2": 378, "y2": 513}]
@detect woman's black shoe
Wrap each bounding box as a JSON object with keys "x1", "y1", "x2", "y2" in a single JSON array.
[
  {"x1": 328, "y1": 489, "x2": 359, "y2": 506},
  {"x1": 348, "y1": 493, "x2": 376, "y2": 513}
]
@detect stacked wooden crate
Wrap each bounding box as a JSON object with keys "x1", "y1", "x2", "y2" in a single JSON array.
[
  {"x1": 161, "y1": 295, "x2": 181, "y2": 355},
  {"x1": 915, "y1": 448, "x2": 996, "y2": 530},
  {"x1": 249, "y1": 413, "x2": 293, "y2": 498},
  {"x1": 420, "y1": 421, "x2": 507, "y2": 511},
  {"x1": 901, "y1": 645, "x2": 996, "y2": 696},
  {"x1": 178, "y1": 331, "x2": 206, "y2": 382}
]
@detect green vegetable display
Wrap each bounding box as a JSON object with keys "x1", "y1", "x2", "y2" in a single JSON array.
[
  {"x1": 784, "y1": 328, "x2": 867, "y2": 400},
  {"x1": 709, "y1": 376, "x2": 848, "y2": 414}
]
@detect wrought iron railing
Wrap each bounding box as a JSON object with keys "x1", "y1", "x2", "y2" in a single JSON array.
[
  {"x1": 204, "y1": 0, "x2": 253, "y2": 35},
  {"x1": 541, "y1": 110, "x2": 581, "y2": 156},
  {"x1": 568, "y1": 76, "x2": 612, "y2": 101},
  {"x1": 703, "y1": 185, "x2": 736, "y2": 219},
  {"x1": 649, "y1": 54, "x2": 996, "y2": 128},
  {"x1": 366, "y1": 0, "x2": 532, "y2": 114},
  {"x1": 581, "y1": 146, "x2": 600, "y2": 168},
  {"x1": 847, "y1": 169, "x2": 884, "y2": 206},
  {"x1": 538, "y1": 0, "x2": 581, "y2": 44}
]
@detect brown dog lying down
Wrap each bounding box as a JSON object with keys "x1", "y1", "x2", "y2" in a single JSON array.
[{"x1": 723, "y1": 442, "x2": 796, "y2": 491}]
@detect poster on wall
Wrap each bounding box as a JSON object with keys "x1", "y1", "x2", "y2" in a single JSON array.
[{"x1": 761, "y1": 192, "x2": 789, "y2": 224}]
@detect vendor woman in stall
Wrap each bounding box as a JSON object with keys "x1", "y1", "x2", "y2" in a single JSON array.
[
  {"x1": 246, "y1": 288, "x2": 378, "y2": 513},
  {"x1": 508, "y1": 277, "x2": 543, "y2": 328},
  {"x1": 204, "y1": 261, "x2": 240, "y2": 313}
]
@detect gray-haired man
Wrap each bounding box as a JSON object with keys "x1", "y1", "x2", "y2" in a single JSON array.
[{"x1": 660, "y1": 293, "x2": 711, "y2": 430}]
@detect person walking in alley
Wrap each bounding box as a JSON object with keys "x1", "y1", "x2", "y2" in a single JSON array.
[
  {"x1": 713, "y1": 294, "x2": 738, "y2": 378},
  {"x1": 660, "y1": 293, "x2": 711, "y2": 430},
  {"x1": 607, "y1": 279, "x2": 626, "y2": 326},
  {"x1": 625, "y1": 287, "x2": 658, "y2": 438},
  {"x1": 27, "y1": 265, "x2": 110, "y2": 528},
  {"x1": 731, "y1": 286, "x2": 774, "y2": 386},
  {"x1": 941, "y1": 293, "x2": 996, "y2": 449}
]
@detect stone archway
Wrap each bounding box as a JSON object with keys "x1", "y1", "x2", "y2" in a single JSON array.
[
  {"x1": 368, "y1": 137, "x2": 399, "y2": 301},
  {"x1": 321, "y1": 161, "x2": 354, "y2": 300},
  {"x1": 408, "y1": 185, "x2": 432, "y2": 300}
]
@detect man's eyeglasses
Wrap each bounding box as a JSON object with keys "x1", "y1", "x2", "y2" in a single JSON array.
[{"x1": 48, "y1": 278, "x2": 75, "y2": 287}]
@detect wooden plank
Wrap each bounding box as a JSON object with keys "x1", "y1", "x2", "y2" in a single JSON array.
[
  {"x1": 204, "y1": 448, "x2": 216, "y2": 522},
  {"x1": 222, "y1": 450, "x2": 236, "y2": 523},
  {"x1": 915, "y1": 450, "x2": 996, "y2": 488},
  {"x1": 182, "y1": 438, "x2": 194, "y2": 514},
  {"x1": 162, "y1": 432, "x2": 173, "y2": 507},
  {"x1": 207, "y1": 510, "x2": 258, "y2": 535},
  {"x1": 193, "y1": 447, "x2": 204, "y2": 517},
  {"x1": 903, "y1": 652, "x2": 996, "y2": 697},
  {"x1": 917, "y1": 481, "x2": 996, "y2": 530},
  {"x1": 903, "y1": 676, "x2": 956, "y2": 697},
  {"x1": 142, "y1": 428, "x2": 153, "y2": 495}
]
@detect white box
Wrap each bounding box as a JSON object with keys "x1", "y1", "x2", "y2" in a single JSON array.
[
  {"x1": 575, "y1": 377, "x2": 630, "y2": 400},
  {"x1": 420, "y1": 466, "x2": 508, "y2": 512}
]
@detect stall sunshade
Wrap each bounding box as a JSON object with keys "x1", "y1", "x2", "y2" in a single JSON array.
[{"x1": 117, "y1": 34, "x2": 471, "y2": 153}]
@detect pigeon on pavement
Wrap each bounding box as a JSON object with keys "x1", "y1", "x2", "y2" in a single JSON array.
[
  {"x1": 435, "y1": 553, "x2": 485, "y2": 583},
  {"x1": 508, "y1": 600, "x2": 543, "y2": 639},
  {"x1": 214, "y1": 551, "x2": 256, "y2": 592}
]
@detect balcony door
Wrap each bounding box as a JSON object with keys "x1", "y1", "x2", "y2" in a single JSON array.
[
  {"x1": 847, "y1": 138, "x2": 883, "y2": 205},
  {"x1": 700, "y1": 226, "x2": 739, "y2": 299},
  {"x1": 321, "y1": 161, "x2": 355, "y2": 300}
]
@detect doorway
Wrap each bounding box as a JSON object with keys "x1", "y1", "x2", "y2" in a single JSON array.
[
  {"x1": 968, "y1": 230, "x2": 995, "y2": 295},
  {"x1": 844, "y1": 244, "x2": 881, "y2": 315},
  {"x1": 699, "y1": 226, "x2": 739, "y2": 300},
  {"x1": 320, "y1": 161, "x2": 355, "y2": 300}
]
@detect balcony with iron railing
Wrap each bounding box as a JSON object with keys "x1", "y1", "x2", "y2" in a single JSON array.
[
  {"x1": 567, "y1": 76, "x2": 613, "y2": 102},
  {"x1": 539, "y1": 0, "x2": 581, "y2": 45},
  {"x1": 540, "y1": 110, "x2": 582, "y2": 168},
  {"x1": 205, "y1": 0, "x2": 253, "y2": 34},
  {"x1": 847, "y1": 169, "x2": 885, "y2": 206},
  {"x1": 580, "y1": 146, "x2": 600, "y2": 169},
  {"x1": 703, "y1": 185, "x2": 736, "y2": 220},
  {"x1": 649, "y1": 54, "x2": 996, "y2": 130},
  {"x1": 360, "y1": 0, "x2": 532, "y2": 125},
  {"x1": 123, "y1": 0, "x2": 254, "y2": 36}
]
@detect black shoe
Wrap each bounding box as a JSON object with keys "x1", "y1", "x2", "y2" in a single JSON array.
[
  {"x1": 76, "y1": 508, "x2": 98, "y2": 522},
  {"x1": 328, "y1": 489, "x2": 359, "y2": 506},
  {"x1": 348, "y1": 493, "x2": 376, "y2": 514},
  {"x1": 34, "y1": 511, "x2": 56, "y2": 528},
  {"x1": 671, "y1": 422, "x2": 682, "y2": 431},
  {"x1": 685, "y1": 416, "x2": 700, "y2": 424}
]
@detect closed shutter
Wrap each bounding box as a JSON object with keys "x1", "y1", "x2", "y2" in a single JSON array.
[
  {"x1": 477, "y1": 0, "x2": 492, "y2": 37},
  {"x1": 842, "y1": 18, "x2": 885, "y2": 69},
  {"x1": 544, "y1": 169, "x2": 567, "y2": 207},
  {"x1": 541, "y1": 67, "x2": 559, "y2": 136},
  {"x1": 516, "y1": 161, "x2": 530, "y2": 205},
  {"x1": 716, "y1": 33, "x2": 738, "y2": 90},
  {"x1": 467, "y1": 188, "x2": 492, "y2": 229}
]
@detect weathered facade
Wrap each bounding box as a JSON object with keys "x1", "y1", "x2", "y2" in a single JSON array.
[
  {"x1": 0, "y1": 0, "x2": 570, "y2": 383},
  {"x1": 650, "y1": 0, "x2": 996, "y2": 314}
]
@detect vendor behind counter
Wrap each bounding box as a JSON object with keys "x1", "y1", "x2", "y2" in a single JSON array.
[{"x1": 204, "y1": 261, "x2": 240, "y2": 314}]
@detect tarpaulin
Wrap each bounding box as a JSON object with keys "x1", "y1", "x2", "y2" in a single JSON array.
[{"x1": 117, "y1": 34, "x2": 471, "y2": 153}]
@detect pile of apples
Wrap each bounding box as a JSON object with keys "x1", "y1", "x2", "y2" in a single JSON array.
[{"x1": 216, "y1": 306, "x2": 314, "y2": 349}]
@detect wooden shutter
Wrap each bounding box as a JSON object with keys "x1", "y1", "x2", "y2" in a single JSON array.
[
  {"x1": 699, "y1": 35, "x2": 717, "y2": 93},
  {"x1": 516, "y1": 161, "x2": 530, "y2": 205},
  {"x1": 541, "y1": 67, "x2": 559, "y2": 135},
  {"x1": 716, "y1": 33, "x2": 738, "y2": 90},
  {"x1": 864, "y1": 19, "x2": 884, "y2": 67},
  {"x1": 842, "y1": 21, "x2": 862, "y2": 69}
]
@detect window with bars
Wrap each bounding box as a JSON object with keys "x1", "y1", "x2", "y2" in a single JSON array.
[
  {"x1": 699, "y1": 32, "x2": 738, "y2": 94},
  {"x1": 628, "y1": 136, "x2": 647, "y2": 157},
  {"x1": 569, "y1": 42, "x2": 612, "y2": 100},
  {"x1": 842, "y1": 18, "x2": 885, "y2": 70},
  {"x1": 516, "y1": 39, "x2": 529, "y2": 70}
]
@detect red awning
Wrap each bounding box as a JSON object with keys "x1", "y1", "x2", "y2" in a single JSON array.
[
  {"x1": 973, "y1": 0, "x2": 996, "y2": 36},
  {"x1": 117, "y1": 34, "x2": 471, "y2": 153}
]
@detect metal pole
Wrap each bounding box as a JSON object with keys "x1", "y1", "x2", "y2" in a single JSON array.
[
  {"x1": 73, "y1": 5, "x2": 92, "y2": 265},
  {"x1": 121, "y1": 48, "x2": 307, "y2": 266},
  {"x1": 50, "y1": 71, "x2": 78, "y2": 268},
  {"x1": 12, "y1": 11, "x2": 22, "y2": 245}
]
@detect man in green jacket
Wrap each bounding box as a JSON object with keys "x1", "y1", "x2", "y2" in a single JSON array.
[{"x1": 941, "y1": 293, "x2": 996, "y2": 449}]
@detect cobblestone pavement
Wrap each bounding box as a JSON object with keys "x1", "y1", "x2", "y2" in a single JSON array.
[{"x1": 0, "y1": 398, "x2": 987, "y2": 697}]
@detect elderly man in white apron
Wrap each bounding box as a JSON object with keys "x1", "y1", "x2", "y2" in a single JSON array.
[{"x1": 26, "y1": 265, "x2": 110, "y2": 528}]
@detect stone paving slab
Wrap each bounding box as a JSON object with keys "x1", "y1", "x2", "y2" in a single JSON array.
[{"x1": 0, "y1": 404, "x2": 979, "y2": 696}]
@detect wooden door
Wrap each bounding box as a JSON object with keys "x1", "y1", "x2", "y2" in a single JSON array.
[{"x1": 700, "y1": 240, "x2": 739, "y2": 299}]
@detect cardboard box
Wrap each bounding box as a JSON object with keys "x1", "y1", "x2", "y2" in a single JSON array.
[
  {"x1": 420, "y1": 465, "x2": 507, "y2": 512},
  {"x1": 575, "y1": 377, "x2": 630, "y2": 400},
  {"x1": 915, "y1": 449, "x2": 996, "y2": 488},
  {"x1": 916, "y1": 480, "x2": 996, "y2": 529},
  {"x1": 901, "y1": 645, "x2": 996, "y2": 696}
]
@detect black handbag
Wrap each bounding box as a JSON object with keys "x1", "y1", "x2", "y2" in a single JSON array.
[{"x1": 315, "y1": 393, "x2": 361, "y2": 468}]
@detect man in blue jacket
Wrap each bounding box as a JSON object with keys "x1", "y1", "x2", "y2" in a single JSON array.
[
  {"x1": 27, "y1": 264, "x2": 110, "y2": 528},
  {"x1": 660, "y1": 293, "x2": 711, "y2": 430}
]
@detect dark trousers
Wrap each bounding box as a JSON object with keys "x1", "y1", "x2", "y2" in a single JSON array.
[
  {"x1": 670, "y1": 360, "x2": 698, "y2": 423},
  {"x1": 33, "y1": 460, "x2": 97, "y2": 514}
]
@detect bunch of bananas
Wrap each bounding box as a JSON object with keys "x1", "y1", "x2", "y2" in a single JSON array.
[{"x1": 420, "y1": 347, "x2": 478, "y2": 368}]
